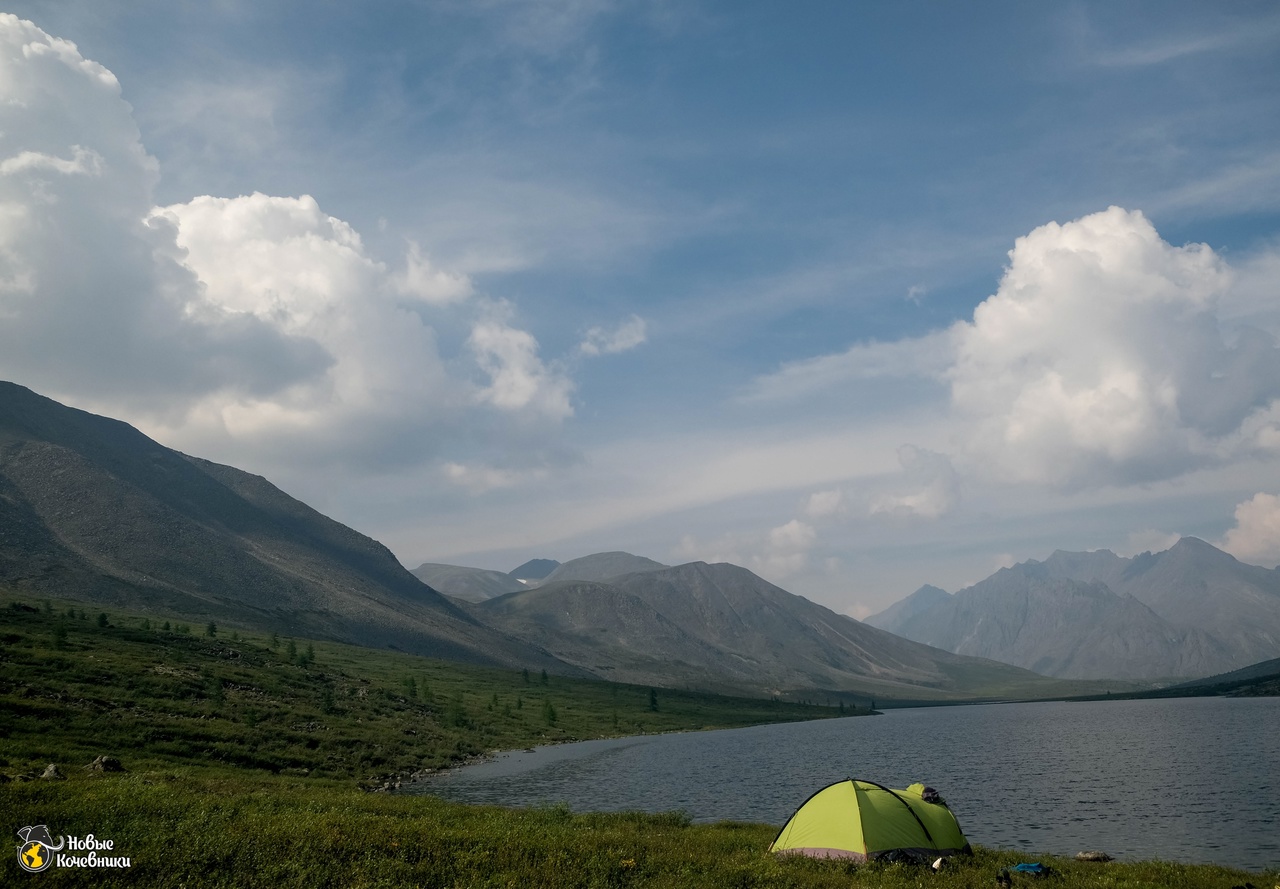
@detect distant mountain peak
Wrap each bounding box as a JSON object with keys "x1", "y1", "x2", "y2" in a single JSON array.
[
  {"x1": 508, "y1": 558, "x2": 559, "y2": 581},
  {"x1": 541, "y1": 551, "x2": 668, "y2": 585}
]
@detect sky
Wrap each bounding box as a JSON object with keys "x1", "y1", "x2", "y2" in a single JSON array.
[{"x1": 3, "y1": 2, "x2": 1280, "y2": 618}]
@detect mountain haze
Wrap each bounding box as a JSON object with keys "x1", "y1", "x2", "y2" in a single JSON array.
[
  {"x1": 871, "y1": 540, "x2": 1280, "y2": 680},
  {"x1": 865, "y1": 584, "x2": 950, "y2": 630}
]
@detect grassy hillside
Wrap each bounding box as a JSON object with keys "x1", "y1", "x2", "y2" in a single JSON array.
[
  {"x1": 0, "y1": 590, "x2": 849, "y2": 785},
  {"x1": 2, "y1": 590, "x2": 1269, "y2": 886}
]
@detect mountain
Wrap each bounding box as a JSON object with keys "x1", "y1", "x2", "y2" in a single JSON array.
[
  {"x1": 540, "y1": 551, "x2": 668, "y2": 585},
  {"x1": 873, "y1": 538, "x2": 1280, "y2": 680},
  {"x1": 0, "y1": 381, "x2": 569, "y2": 671},
  {"x1": 409, "y1": 563, "x2": 527, "y2": 602},
  {"x1": 865, "y1": 584, "x2": 950, "y2": 630},
  {"x1": 472, "y1": 559, "x2": 1099, "y2": 700},
  {"x1": 508, "y1": 558, "x2": 559, "y2": 582},
  {"x1": 1039, "y1": 538, "x2": 1280, "y2": 666}
]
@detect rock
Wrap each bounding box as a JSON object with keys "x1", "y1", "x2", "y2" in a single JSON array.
[
  {"x1": 40, "y1": 763, "x2": 65, "y2": 780},
  {"x1": 85, "y1": 755, "x2": 125, "y2": 773},
  {"x1": 1075, "y1": 850, "x2": 1113, "y2": 862}
]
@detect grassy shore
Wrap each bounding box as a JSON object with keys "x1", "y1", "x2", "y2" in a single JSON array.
[
  {"x1": 0, "y1": 591, "x2": 848, "y2": 785},
  {"x1": 6, "y1": 774, "x2": 1271, "y2": 888},
  {"x1": 2, "y1": 592, "x2": 1273, "y2": 887}
]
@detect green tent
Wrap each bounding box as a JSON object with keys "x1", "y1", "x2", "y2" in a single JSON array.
[{"x1": 770, "y1": 779, "x2": 971, "y2": 862}]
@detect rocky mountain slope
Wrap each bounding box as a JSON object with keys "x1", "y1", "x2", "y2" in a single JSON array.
[
  {"x1": 472, "y1": 558, "x2": 1102, "y2": 700},
  {"x1": 0, "y1": 381, "x2": 568, "y2": 670},
  {"x1": 867, "y1": 539, "x2": 1280, "y2": 680}
]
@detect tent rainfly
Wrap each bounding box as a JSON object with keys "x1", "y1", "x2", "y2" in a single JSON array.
[{"x1": 769, "y1": 779, "x2": 971, "y2": 863}]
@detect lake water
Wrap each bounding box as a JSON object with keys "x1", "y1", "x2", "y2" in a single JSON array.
[{"x1": 409, "y1": 696, "x2": 1280, "y2": 872}]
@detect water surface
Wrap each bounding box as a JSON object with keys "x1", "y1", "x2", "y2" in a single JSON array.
[{"x1": 409, "y1": 696, "x2": 1280, "y2": 871}]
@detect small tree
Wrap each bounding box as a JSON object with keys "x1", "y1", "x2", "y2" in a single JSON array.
[
  {"x1": 540, "y1": 669, "x2": 549, "y2": 686},
  {"x1": 206, "y1": 621, "x2": 217, "y2": 638},
  {"x1": 97, "y1": 612, "x2": 109, "y2": 628},
  {"x1": 522, "y1": 668, "x2": 530, "y2": 684},
  {"x1": 648, "y1": 688, "x2": 658, "y2": 712},
  {"x1": 286, "y1": 639, "x2": 297, "y2": 661},
  {"x1": 542, "y1": 698, "x2": 557, "y2": 726}
]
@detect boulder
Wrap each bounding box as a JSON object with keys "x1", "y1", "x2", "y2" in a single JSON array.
[
  {"x1": 40, "y1": 763, "x2": 65, "y2": 780},
  {"x1": 1076, "y1": 851, "x2": 1114, "y2": 862},
  {"x1": 85, "y1": 755, "x2": 125, "y2": 773}
]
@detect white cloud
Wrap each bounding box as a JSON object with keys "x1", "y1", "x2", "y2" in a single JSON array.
[
  {"x1": 767, "y1": 518, "x2": 815, "y2": 552},
  {"x1": 393, "y1": 241, "x2": 473, "y2": 306},
  {"x1": 672, "y1": 532, "x2": 745, "y2": 567},
  {"x1": 745, "y1": 207, "x2": 1280, "y2": 494},
  {"x1": 0, "y1": 15, "x2": 578, "y2": 482},
  {"x1": 443, "y1": 461, "x2": 547, "y2": 494},
  {"x1": 1219, "y1": 492, "x2": 1280, "y2": 568},
  {"x1": 804, "y1": 488, "x2": 844, "y2": 518},
  {"x1": 673, "y1": 518, "x2": 817, "y2": 581},
  {"x1": 950, "y1": 206, "x2": 1280, "y2": 489},
  {"x1": 869, "y1": 445, "x2": 960, "y2": 520},
  {"x1": 469, "y1": 319, "x2": 574, "y2": 418},
  {"x1": 0, "y1": 15, "x2": 322, "y2": 408},
  {"x1": 578, "y1": 314, "x2": 647, "y2": 356},
  {"x1": 740, "y1": 328, "x2": 954, "y2": 404}
]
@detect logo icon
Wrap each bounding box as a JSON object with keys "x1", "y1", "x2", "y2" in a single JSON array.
[{"x1": 17, "y1": 825, "x2": 64, "y2": 874}]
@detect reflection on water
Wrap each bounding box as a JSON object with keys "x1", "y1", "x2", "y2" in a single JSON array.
[{"x1": 407, "y1": 696, "x2": 1280, "y2": 872}]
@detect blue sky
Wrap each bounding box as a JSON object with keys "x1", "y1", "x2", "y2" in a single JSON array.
[{"x1": 3, "y1": 2, "x2": 1280, "y2": 616}]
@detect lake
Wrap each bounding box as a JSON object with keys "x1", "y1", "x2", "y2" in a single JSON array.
[{"x1": 409, "y1": 696, "x2": 1280, "y2": 872}]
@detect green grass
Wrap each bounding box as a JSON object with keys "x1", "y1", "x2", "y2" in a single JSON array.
[
  {"x1": 0, "y1": 591, "x2": 849, "y2": 785},
  {"x1": 4, "y1": 775, "x2": 1270, "y2": 887},
  {"x1": 2, "y1": 591, "x2": 1272, "y2": 887}
]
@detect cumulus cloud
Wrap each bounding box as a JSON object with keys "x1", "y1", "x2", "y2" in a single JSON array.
[
  {"x1": 469, "y1": 319, "x2": 574, "y2": 418},
  {"x1": 950, "y1": 206, "x2": 1280, "y2": 488},
  {"x1": 674, "y1": 518, "x2": 817, "y2": 581},
  {"x1": 393, "y1": 241, "x2": 473, "y2": 306},
  {"x1": 0, "y1": 15, "x2": 579, "y2": 484},
  {"x1": 0, "y1": 15, "x2": 323, "y2": 405},
  {"x1": 869, "y1": 445, "x2": 960, "y2": 519},
  {"x1": 746, "y1": 207, "x2": 1280, "y2": 493},
  {"x1": 1219, "y1": 492, "x2": 1280, "y2": 567},
  {"x1": 804, "y1": 488, "x2": 845, "y2": 518},
  {"x1": 578, "y1": 314, "x2": 647, "y2": 356}
]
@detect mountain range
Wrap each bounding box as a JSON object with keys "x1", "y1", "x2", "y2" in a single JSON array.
[
  {"x1": 0, "y1": 381, "x2": 1148, "y2": 700},
  {"x1": 866, "y1": 539, "x2": 1280, "y2": 680},
  {"x1": 465, "y1": 558, "x2": 1111, "y2": 701}
]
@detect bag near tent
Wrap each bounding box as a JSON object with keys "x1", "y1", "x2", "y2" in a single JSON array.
[{"x1": 770, "y1": 779, "x2": 971, "y2": 863}]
